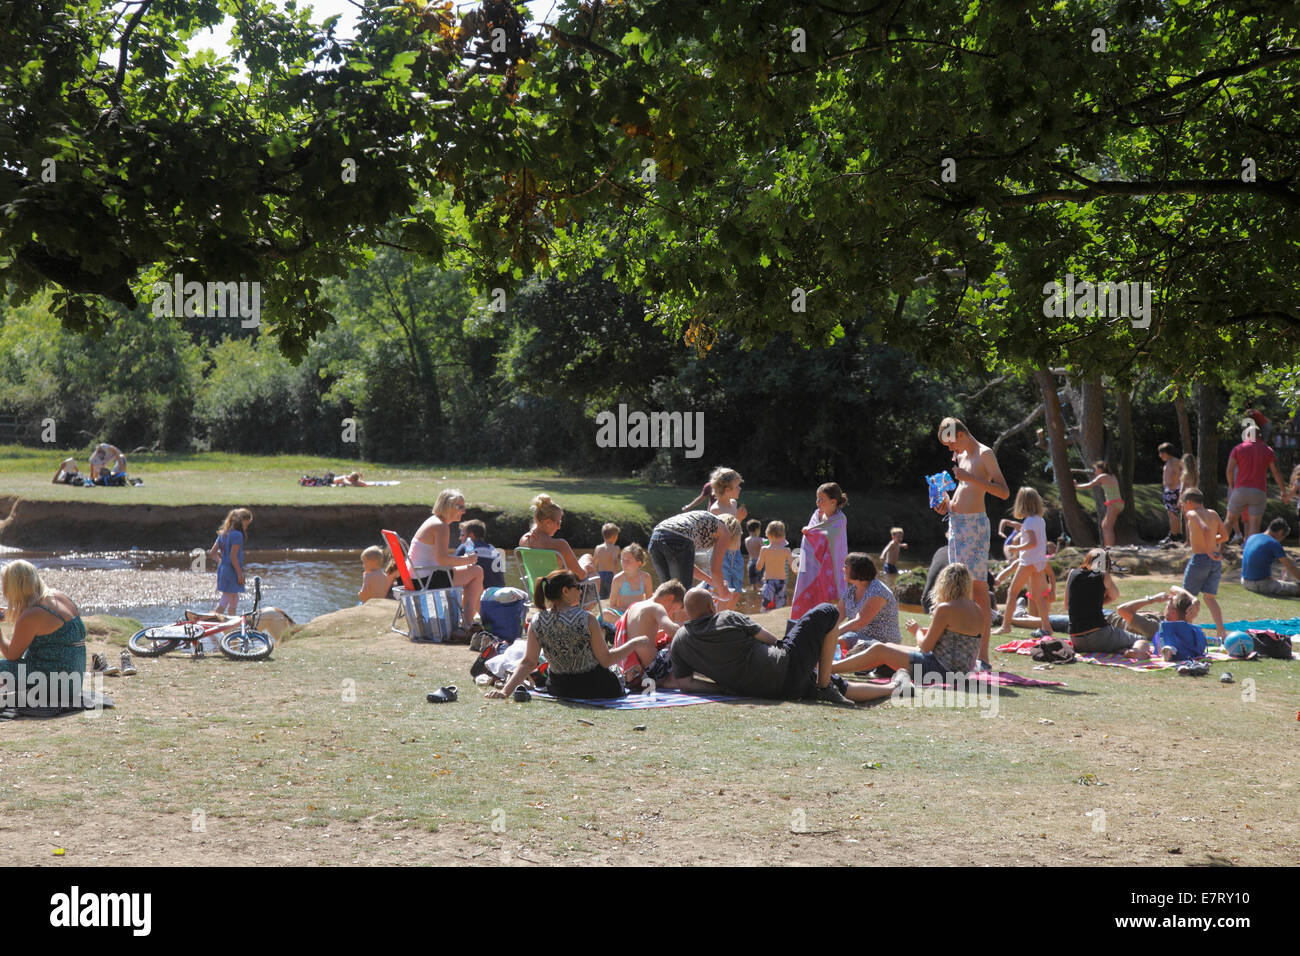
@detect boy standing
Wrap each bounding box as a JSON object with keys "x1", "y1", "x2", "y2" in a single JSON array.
[
  {"x1": 879, "y1": 527, "x2": 907, "y2": 587},
  {"x1": 1158, "y1": 443, "x2": 1184, "y2": 544},
  {"x1": 935, "y1": 417, "x2": 1010, "y2": 667},
  {"x1": 593, "y1": 523, "x2": 621, "y2": 599},
  {"x1": 756, "y1": 521, "x2": 792, "y2": 610},
  {"x1": 1180, "y1": 489, "x2": 1228, "y2": 640}
]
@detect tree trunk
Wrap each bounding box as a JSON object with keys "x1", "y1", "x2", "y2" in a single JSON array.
[
  {"x1": 1115, "y1": 387, "x2": 1139, "y2": 541},
  {"x1": 1067, "y1": 374, "x2": 1109, "y2": 530},
  {"x1": 1035, "y1": 367, "x2": 1095, "y2": 546},
  {"x1": 1174, "y1": 392, "x2": 1194, "y2": 457},
  {"x1": 1195, "y1": 382, "x2": 1225, "y2": 512}
]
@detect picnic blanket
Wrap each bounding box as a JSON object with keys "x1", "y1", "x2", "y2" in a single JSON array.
[
  {"x1": 528, "y1": 688, "x2": 744, "y2": 709},
  {"x1": 997, "y1": 636, "x2": 1238, "y2": 671},
  {"x1": 1074, "y1": 651, "x2": 1231, "y2": 671}
]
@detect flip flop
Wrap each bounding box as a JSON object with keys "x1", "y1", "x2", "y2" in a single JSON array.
[{"x1": 426, "y1": 685, "x2": 458, "y2": 703}]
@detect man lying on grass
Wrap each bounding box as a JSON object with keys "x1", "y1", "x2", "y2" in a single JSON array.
[{"x1": 668, "y1": 588, "x2": 900, "y2": 705}]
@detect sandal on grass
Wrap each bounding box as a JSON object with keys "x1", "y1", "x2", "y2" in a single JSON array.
[{"x1": 426, "y1": 685, "x2": 458, "y2": 703}]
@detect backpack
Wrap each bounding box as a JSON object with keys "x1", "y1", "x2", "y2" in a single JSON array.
[
  {"x1": 478, "y1": 587, "x2": 528, "y2": 641},
  {"x1": 1246, "y1": 629, "x2": 1294, "y2": 660},
  {"x1": 1031, "y1": 638, "x2": 1076, "y2": 663}
]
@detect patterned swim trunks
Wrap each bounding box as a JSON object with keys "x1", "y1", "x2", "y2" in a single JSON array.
[
  {"x1": 1162, "y1": 487, "x2": 1181, "y2": 514},
  {"x1": 762, "y1": 578, "x2": 787, "y2": 609},
  {"x1": 948, "y1": 511, "x2": 990, "y2": 578}
]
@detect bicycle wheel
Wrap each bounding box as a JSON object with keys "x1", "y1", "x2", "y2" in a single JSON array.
[
  {"x1": 128, "y1": 625, "x2": 187, "y2": 657},
  {"x1": 219, "y1": 629, "x2": 274, "y2": 661}
]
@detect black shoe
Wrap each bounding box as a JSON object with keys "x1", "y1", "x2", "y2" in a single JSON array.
[
  {"x1": 470, "y1": 654, "x2": 489, "y2": 679},
  {"x1": 426, "y1": 685, "x2": 458, "y2": 703},
  {"x1": 814, "y1": 682, "x2": 852, "y2": 706},
  {"x1": 512, "y1": 685, "x2": 531, "y2": 702}
]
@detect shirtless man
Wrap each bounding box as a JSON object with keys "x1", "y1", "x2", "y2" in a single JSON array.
[
  {"x1": 1158, "y1": 443, "x2": 1183, "y2": 543},
  {"x1": 933, "y1": 417, "x2": 1009, "y2": 665},
  {"x1": 617, "y1": 579, "x2": 687, "y2": 688},
  {"x1": 1180, "y1": 488, "x2": 1228, "y2": 639}
]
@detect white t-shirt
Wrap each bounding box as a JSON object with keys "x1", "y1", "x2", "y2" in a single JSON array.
[{"x1": 1021, "y1": 515, "x2": 1047, "y2": 569}]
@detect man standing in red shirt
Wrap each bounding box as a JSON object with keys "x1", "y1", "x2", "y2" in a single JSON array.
[{"x1": 1226, "y1": 425, "x2": 1291, "y2": 540}]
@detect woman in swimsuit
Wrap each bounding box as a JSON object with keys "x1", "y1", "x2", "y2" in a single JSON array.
[
  {"x1": 1, "y1": 560, "x2": 93, "y2": 713},
  {"x1": 609, "y1": 543, "x2": 652, "y2": 615},
  {"x1": 518, "y1": 494, "x2": 594, "y2": 577},
  {"x1": 1074, "y1": 460, "x2": 1124, "y2": 547},
  {"x1": 832, "y1": 562, "x2": 983, "y2": 683}
]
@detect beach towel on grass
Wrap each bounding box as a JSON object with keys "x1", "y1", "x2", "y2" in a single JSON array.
[
  {"x1": 1201, "y1": 618, "x2": 1300, "y2": 638},
  {"x1": 528, "y1": 688, "x2": 744, "y2": 709}
]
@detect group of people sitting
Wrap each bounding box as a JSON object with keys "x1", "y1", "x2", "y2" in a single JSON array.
[{"x1": 51, "y1": 443, "x2": 140, "y2": 486}]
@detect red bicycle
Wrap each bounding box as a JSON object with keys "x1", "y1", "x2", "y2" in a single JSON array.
[{"x1": 128, "y1": 577, "x2": 274, "y2": 661}]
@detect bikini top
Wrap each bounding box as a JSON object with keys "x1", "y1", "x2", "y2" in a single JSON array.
[{"x1": 618, "y1": 575, "x2": 646, "y2": 598}]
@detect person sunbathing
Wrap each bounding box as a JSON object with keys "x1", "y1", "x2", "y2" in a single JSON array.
[{"x1": 333, "y1": 471, "x2": 368, "y2": 486}]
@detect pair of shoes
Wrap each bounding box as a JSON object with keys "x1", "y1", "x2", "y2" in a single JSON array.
[
  {"x1": 467, "y1": 631, "x2": 491, "y2": 652},
  {"x1": 814, "y1": 681, "x2": 853, "y2": 706},
  {"x1": 426, "y1": 685, "x2": 458, "y2": 703},
  {"x1": 1177, "y1": 660, "x2": 1210, "y2": 677},
  {"x1": 104, "y1": 651, "x2": 137, "y2": 677}
]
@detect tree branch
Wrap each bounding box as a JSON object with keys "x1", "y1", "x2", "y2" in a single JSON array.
[
  {"x1": 993, "y1": 403, "x2": 1043, "y2": 453},
  {"x1": 957, "y1": 373, "x2": 1008, "y2": 402},
  {"x1": 1002, "y1": 176, "x2": 1300, "y2": 208},
  {"x1": 111, "y1": 0, "x2": 153, "y2": 105}
]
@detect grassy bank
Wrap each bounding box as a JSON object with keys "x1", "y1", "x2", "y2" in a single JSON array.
[
  {"x1": 0, "y1": 445, "x2": 949, "y2": 549},
  {"x1": 1, "y1": 575, "x2": 1297, "y2": 866}
]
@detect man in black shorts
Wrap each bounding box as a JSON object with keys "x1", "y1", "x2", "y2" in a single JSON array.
[{"x1": 668, "y1": 588, "x2": 850, "y2": 704}]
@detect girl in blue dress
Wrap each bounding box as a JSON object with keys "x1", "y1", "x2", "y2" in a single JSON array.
[{"x1": 209, "y1": 508, "x2": 253, "y2": 614}]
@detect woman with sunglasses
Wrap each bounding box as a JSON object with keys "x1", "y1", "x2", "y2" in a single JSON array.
[
  {"x1": 410, "y1": 488, "x2": 484, "y2": 641},
  {"x1": 486, "y1": 569, "x2": 652, "y2": 700}
]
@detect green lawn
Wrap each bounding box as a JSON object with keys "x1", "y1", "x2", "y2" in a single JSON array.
[{"x1": 1, "y1": 445, "x2": 944, "y2": 545}]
